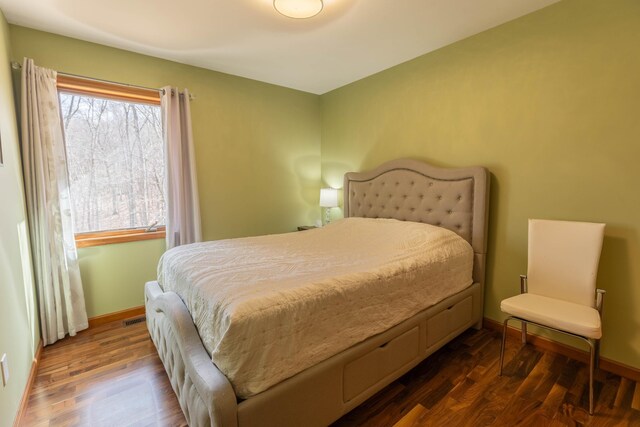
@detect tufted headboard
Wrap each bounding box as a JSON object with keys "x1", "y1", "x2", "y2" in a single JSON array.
[{"x1": 344, "y1": 158, "x2": 490, "y2": 285}]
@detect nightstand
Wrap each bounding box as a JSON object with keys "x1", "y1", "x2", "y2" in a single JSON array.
[{"x1": 297, "y1": 225, "x2": 317, "y2": 231}]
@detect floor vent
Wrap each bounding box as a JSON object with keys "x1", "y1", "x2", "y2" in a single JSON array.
[{"x1": 123, "y1": 315, "x2": 146, "y2": 327}]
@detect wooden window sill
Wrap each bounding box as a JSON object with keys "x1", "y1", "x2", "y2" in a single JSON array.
[{"x1": 75, "y1": 227, "x2": 166, "y2": 248}]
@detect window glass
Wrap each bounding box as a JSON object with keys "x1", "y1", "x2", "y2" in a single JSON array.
[{"x1": 59, "y1": 93, "x2": 165, "y2": 234}]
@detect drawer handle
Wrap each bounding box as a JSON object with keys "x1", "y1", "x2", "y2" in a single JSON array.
[
  {"x1": 447, "y1": 305, "x2": 454, "y2": 310},
  {"x1": 379, "y1": 341, "x2": 390, "y2": 349}
]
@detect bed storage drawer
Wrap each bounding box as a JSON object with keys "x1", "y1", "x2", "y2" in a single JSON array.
[
  {"x1": 426, "y1": 295, "x2": 473, "y2": 349},
  {"x1": 343, "y1": 326, "x2": 420, "y2": 402}
]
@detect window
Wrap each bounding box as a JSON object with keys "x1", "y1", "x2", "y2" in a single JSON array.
[{"x1": 58, "y1": 75, "x2": 165, "y2": 247}]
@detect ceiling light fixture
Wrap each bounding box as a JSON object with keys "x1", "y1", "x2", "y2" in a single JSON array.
[{"x1": 273, "y1": 0, "x2": 324, "y2": 19}]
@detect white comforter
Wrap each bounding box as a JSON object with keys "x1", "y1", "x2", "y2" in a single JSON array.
[{"x1": 157, "y1": 218, "x2": 473, "y2": 398}]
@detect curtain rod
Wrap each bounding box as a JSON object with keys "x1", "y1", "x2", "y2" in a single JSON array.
[{"x1": 10, "y1": 61, "x2": 196, "y2": 100}]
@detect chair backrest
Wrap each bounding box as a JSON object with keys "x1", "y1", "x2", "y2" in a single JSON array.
[{"x1": 527, "y1": 219, "x2": 605, "y2": 307}]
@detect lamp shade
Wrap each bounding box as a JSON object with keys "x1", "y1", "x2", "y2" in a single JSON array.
[
  {"x1": 273, "y1": 0, "x2": 323, "y2": 19},
  {"x1": 319, "y1": 188, "x2": 338, "y2": 208}
]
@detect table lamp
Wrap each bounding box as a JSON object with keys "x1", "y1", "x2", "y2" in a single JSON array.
[{"x1": 319, "y1": 188, "x2": 338, "y2": 225}]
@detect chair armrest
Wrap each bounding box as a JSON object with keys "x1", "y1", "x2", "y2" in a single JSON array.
[
  {"x1": 520, "y1": 275, "x2": 528, "y2": 293},
  {"x1": 596, "y1": 289, "x2": 606, "y2": 314}
]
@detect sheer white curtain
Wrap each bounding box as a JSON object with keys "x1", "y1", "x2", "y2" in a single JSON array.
[
  {"x1": 161, "y1": 87, "x2": 201, "y2": 249},
  {"x1": 21, "y1": 58, "x2": 88, "y2": 345}
]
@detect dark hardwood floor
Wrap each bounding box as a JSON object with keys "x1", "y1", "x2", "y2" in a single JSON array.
[
  {"x1": 21, "y1": 321, "x2": 639, "y2": 426},
  {"x1": 20, "y1": 320, "x2": 186, "y2": 427},
  {"x1": 333, "y1": 329, "x2": 640, "y2": 427}
]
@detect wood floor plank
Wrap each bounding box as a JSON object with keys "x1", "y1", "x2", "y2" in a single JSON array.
[
  {"x1": 633, "y1": 382, "x2": 640, "y2": 411},
  {"x1": 21, "y1": 323, "x2": 640, "y2": 426},
  {"x1": 392, "y1": 404, "x2": 429, "y2": 427}
]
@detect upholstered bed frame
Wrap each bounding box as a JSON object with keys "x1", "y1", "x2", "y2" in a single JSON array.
[{"x1": 145, "y1": 158, "x2": 490, "y2": 426}]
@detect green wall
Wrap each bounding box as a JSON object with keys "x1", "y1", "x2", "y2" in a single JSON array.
[
  {"x1": 320, "y1": 0, "x2": 640, "y2": 369},
  {"x1": 9, "y1": 26, "x2": 322, "y2": 318},
  {"x1": 0, "y1": 11, "x2": 39, "y2": 427}
]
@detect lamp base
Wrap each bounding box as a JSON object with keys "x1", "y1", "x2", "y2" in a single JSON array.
[{"x1": 324, "y1": 207, "x2": 332, "y2": 226}]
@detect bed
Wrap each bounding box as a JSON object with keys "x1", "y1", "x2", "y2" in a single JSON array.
[{"x1": 145, "y1": 158, "x2": 490, "y2": 427}]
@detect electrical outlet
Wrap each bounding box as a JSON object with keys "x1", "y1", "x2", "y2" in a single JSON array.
[{"x1": 1, "y1": 354, "x2": 8, "y2": 387}]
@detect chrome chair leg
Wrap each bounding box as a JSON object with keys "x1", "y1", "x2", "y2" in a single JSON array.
[
  {"x1": 588, "y1": 339, "x2": 596, "y2": 415},
  {"x1": 521, "y1": 321, "x2": 527, "y2": 344},
  {"x1": 498, "y1": 316, "x2": 599, "y2": 414},
  {"x1": 499, "y1": 317, "x2": 510, "y2": 376}
]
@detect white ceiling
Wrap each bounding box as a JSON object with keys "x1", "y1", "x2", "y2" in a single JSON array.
[{"x1": 0, "y1": 0, "x2": 558, "y2": 94}]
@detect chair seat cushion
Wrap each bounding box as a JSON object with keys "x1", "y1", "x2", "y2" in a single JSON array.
[{"x1": 500, "y1": 293, "x2": 602, "y2": 339}]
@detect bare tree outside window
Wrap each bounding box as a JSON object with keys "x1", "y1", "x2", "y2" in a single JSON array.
[{"x1": 60, "y1": 93, "x2": 165, "y2": 234}]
